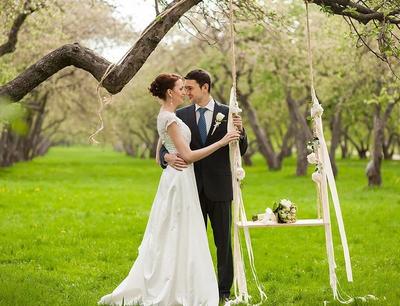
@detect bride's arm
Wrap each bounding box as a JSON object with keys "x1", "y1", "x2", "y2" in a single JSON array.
[{"x1": 167, "y1": 122, "x2": 239, "y2": 164}]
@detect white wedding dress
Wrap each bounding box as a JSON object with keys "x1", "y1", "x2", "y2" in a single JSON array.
[{"x1": 99, "y1": 110, "x2": 219, "y2": 306}]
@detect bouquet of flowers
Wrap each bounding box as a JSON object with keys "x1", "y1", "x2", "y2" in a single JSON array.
[{"x1": 273, "y1": 199, "x2": 297, "y2": 223}]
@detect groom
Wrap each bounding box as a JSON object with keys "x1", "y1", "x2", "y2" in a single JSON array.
[{"x1": 159, "y1": 69, "x2": 248, "y2": 301}]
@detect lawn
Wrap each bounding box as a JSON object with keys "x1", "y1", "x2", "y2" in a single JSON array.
[{"x1": 0, "y1": 146, "x2": 399, "y2": 305}]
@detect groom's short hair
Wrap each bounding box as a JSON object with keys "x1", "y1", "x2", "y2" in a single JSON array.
[{"x1": 185, "y1": 69, "x2": 212, "y2": 93}]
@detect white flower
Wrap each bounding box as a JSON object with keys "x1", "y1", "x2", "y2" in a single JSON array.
[
  {"x1": 280, "y1": 199, "x2": 292, "y2": 208},
  {"x1": 307, "y1": 152, "x2": 318, "y2": 164},
  {"x1": 216, "y1": 112, "x2": 225, "y2": 122},
  {"x1": 274, "y1": 199, "x2": 296, "y2": 223},
  {"x1": 211, "y1": 112, "x2": 225, "y2": 135},
  {"x1": 236, "y1": 167, "x2": 245, "y2": 180},
  {"x1": 312, "y1": 171, "x2": 322, "y2": 183}
]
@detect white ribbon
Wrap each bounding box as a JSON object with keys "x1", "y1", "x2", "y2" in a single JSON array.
[
  {"x1": 312, "y1": 90, "x2": 353, "y2": 283},
  {"x1": 228, "y1": 87, "x2": 267, "y2": 305}
]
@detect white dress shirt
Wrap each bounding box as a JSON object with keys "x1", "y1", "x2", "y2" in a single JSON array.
[{"x1": 195, "y1": 98, "x2": 215, "y2": 134}]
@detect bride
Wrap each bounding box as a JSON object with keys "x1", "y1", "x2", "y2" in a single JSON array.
[{"x1": 99, "y1": 73, "x2": 240, "y2": 306}]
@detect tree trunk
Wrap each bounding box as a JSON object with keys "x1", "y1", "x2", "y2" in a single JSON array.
[
  {"x1": 237, "y1": 92, "x2": 281, "y2": 170},
  {"x1": 340, "y1": 139, "x2": 349, "y2": 159},
  {"x1": 357, "y1": 148, "x2": 368, "y2": 159},
  {"x1": 383, "y1": 132, "x2": 397, "y2": 160},
  {"x1": 123, "y1": 143, "x2": 137, "y2": 157},
  {"x1": 35, "y1": 138, "x2": 51, "y2": 156},
  {"x1": 329, "y1": 106, "x2": 341, "y2": 177},
  {"x1": 285, "y1": 91, "x2": 312, "y2": 176},
  {"x1": 0, "y1": 92, "x2": 53, "y2": 167},
  {"x1": 242, "y1": 140, "x2": 257, "y2": 166},
  {"x1": 149, "y1": 132, "x2": 159, "y2": 158},
  {"x1": 366, "y1": 105, "x2": 384, "y2": 186},
  {"x1": 366, "y1": 100, "x2": 399, "y2": 185},
  {"x1": 340, "y1": 127, "x2": 350, "y2": 159}
]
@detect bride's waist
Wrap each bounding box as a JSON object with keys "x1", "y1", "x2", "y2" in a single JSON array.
[{"x1": 165, "y1": 163, "x2": 194, "y2": 173}]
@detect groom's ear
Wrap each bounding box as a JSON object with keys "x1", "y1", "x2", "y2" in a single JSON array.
[{"x1": 201, "y1": 83, "x2": 209, "y2": 92}]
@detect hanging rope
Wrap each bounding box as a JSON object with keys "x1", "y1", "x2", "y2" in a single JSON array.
[
  {"x1": 89, "y1": 0, "x2": 192, "y2": 143},
  {"x1": 228, "y1": 0, "x2": 267, "y2": 305},
  {"x1": 229, "y1": 0, "x2": 237, "y2": 90}
]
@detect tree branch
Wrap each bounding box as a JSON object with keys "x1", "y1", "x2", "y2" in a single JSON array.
[
  {"x1": 311, "y1": 0, "x2": 400, "y2": 24},
  {"x1": 0, "y1": 0, "x2": 40, "y2": 57},
  {"x1": 2, "y1": 0, "x2": 398, "y2": 103},
  {"x1": 0, "y1": 0, "x2": 201, "y2": 102}
]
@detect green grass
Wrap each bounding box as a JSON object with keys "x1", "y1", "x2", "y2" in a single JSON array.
[{"x1": 0, "y1": 146, "x2": 399, "y2": 305}]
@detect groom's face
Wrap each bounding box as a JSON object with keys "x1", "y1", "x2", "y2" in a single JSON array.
[{"x1": 185, "y1": 79, "x2": 208, "y2": 104}]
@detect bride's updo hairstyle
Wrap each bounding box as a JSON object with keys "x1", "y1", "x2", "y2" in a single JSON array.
[{"x1": 149, "y1": 73, "x2": 182, "y2": 100}]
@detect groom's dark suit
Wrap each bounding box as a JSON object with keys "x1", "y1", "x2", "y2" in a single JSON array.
[{"x1": 160, "y1": 101, "x2": 248, "y2": 298}]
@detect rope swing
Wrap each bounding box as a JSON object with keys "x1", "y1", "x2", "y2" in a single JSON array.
[{"x1": 227, "y1": 1, "x2": 378, "y2": 304}]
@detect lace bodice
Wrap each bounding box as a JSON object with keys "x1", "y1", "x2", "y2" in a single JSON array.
[{"x1": 157, "y1": 110, "x2": 191, "y2": 154}]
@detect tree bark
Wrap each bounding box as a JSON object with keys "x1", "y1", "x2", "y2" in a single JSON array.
[
  {"x1": 340, "y1": 130, "x2": 350, "y2": 159},
  {"x1": 366, "y1": 105, "x2": 384, "y2": 186},
  {"x1": 238, "y1": 91, "x2": 280, "y2": 170},
  {"x1": 383, "y1": 131, "x2": 398, "y2": 160},
  {"x1": 0, "y1": 89, "x2": 57, "y2": 167},
  {"x1": 150, "y1": 132, "x2": 159, "y2": 158},
  {"x1": 366, "y1": 100, "x2": 398, "y2": 186},
  {"x1": 285, "y1": 90, "x2": 312, "y2": 176},
  {"x1": 242, "y1": 140, "x2": 257, "y2": 166},
  {"x1": 329, "y1": 105, "x2": 342, "y2": 177}
]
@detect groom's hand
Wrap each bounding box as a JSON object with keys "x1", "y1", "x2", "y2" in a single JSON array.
[
  {"x1": 165, "y1": 153, "x2": 188, "y2": 171},
  {"x1": 232, "y1": 114, "x2": 243, "y2": 132}
]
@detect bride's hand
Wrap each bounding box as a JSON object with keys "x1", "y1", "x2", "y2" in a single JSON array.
[{"x1": 219, "y1": 131, "x2": 241, "y2": 147}]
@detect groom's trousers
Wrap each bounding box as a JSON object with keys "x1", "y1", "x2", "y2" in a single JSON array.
[{"x1": 199, "y1": 191, "x2": 233, "y2": 298}]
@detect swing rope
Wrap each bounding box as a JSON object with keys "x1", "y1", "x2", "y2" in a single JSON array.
[{"x1": 227, "y1": 0, "x2": 267, "y2": 305}]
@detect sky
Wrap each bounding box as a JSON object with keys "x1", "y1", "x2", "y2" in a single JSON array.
[
  {"x1": 111, "y1": 0, "x2": 156, "y2": 31},
  {"x1": 102, "y1": 0, "x2": 157, "y2": 62}
]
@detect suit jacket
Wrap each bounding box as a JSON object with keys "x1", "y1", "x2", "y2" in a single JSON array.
[{"x1": 160, "y1": 101, "x2": 248, "y2": 202}]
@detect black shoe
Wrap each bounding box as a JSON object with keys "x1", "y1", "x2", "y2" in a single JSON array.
[{"x1": 219, "y1": 293, "x2": 230, "y2": 303}]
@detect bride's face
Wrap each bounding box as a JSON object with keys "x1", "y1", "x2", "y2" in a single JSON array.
[{"x1": 169, "y1": 79, "x2": 186, "y2": 105}]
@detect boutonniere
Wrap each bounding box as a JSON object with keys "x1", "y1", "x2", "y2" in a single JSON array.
[{"x1": 211, "y1": 112, "x2": 225, "y2": 135}]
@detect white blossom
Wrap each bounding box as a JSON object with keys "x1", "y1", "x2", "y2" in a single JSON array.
[
  {"x1": 236, "y1": 167, "x2": 245, "y2": 180},
  {"x1": 307, "y1": 152, "x2": 318, "y2": 164},
  {"x1": 312, "y1": 171, "x2": 322, "y2": 183}
]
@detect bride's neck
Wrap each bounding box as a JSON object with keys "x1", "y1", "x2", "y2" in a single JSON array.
[{"x1": 161, "y1": 101, "x2": 176, "y2": 112}]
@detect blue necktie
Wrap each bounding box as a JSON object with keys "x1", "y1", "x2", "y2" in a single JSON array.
[{"x1": 197, "y1": 108, "x2": 207, "y2": 145}]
